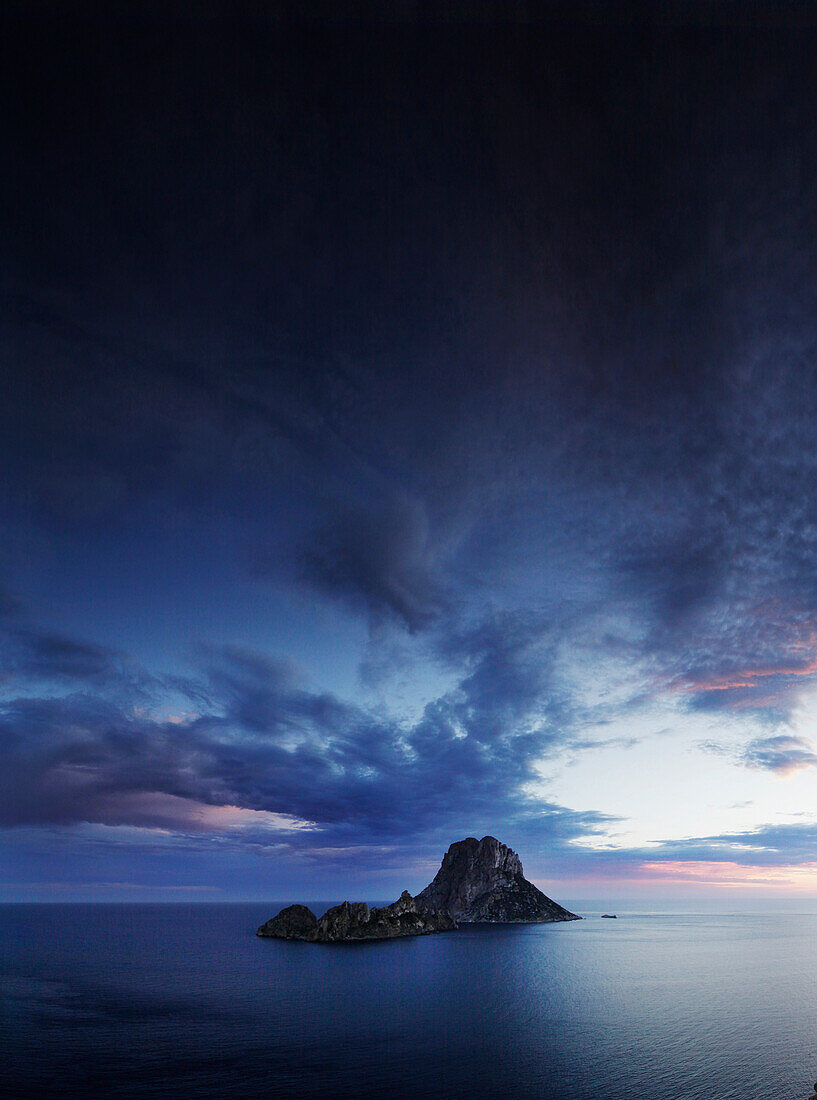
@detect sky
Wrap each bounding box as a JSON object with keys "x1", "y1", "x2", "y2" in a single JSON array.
[{"x1": 6, "y1": 3, "x2": 817, "y2": 903}]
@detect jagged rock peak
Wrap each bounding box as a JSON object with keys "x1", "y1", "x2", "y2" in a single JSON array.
[
  {"x1": 443, "y1": 836, "x2": 523, "y2": 879},
  {"x1": 415, "y1": 835, "x2": 580, "y2": 924}
]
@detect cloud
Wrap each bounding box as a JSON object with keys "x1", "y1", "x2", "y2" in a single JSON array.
[
  {"x1": 0, "y1": 585, "x2": 22, "y2": 618},
  {"x1": 11, "y1": 21, "x2": 817, "y2": 896},
  {"x1": 0, "y1": 612, "x2": 153, "y2": 700},
  {"x1": 8, "y1": 606, "x2": 817, "y2": 887},
  {"x1": 701, "y1": 732, "x2": 817, "y2": 776},
  {"x1": 532, "y1": 820, "x2": 817, "y2": 884},
  {"x1": 631, "y1": 821, "x2": 817, "y2": 869},
  {"x1": 619, "y1": 532, "x2": 726, "y2": 628},
  {"x1": 0, "y1": 610, "x2": 611, "y2": 859},
  {"x1": 295, "y1": 493, "x2": 446, "y2": 632},
  {"x1": 9, "y1": 631, "x2": 125, "y2": 682},
  {"x1": 591, "y1": 352, "x2": 817, "y2": 728},
  {"x1": 741, "y1": 734, "x2": 817, "y2": 774}
]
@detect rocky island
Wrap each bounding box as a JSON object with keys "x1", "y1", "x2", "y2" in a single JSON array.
[{"x1": 257, "y1": 835, "x2": 581, "y2": 942}]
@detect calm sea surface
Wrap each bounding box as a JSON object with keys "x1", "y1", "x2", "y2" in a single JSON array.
[{"x1": 2, "y1": 903, "x2": 816, "y2": 1099}]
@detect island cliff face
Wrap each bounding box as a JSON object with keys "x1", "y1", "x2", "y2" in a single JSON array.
[
  {"x1": 257, "y1": 836, "x2": 580, "y2": 942},
  {"x1": 415, "y1": 836, "x2": 580, "y2": 924}
]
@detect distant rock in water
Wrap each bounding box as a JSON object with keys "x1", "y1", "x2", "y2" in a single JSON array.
[
  {"x1": 415, "y1": 836, "x2": 581, "y2": 924},
  {"x1": 257, "y1": 891, "x2": 453, "y2": 942},
  {"x1": 257, "y1": 904, "x2": 318, "y2": 940},
  {"x1": 257, "y1": 836, "x2": 580, "y2": 942}
]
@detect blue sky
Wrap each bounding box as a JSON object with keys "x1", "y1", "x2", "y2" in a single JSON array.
[{"x1": 5, "y1": 6, "x2": 817, "y2": 902}]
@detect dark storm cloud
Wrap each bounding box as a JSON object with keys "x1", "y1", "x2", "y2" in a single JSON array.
[
  {"x1": 9, "y1": 632, "x2": 125, "y2": 683},
  {"x1": 609, "y1": 358, "x2": 817, "y2": 723},
  {"x1": 8, "y1": 9, "x2": 817, "y2": 892},
  {"x1": 1, "y1": 11, "x2": 739, "y2": 519},
  {"x1": 296, "y1": 494, "x2": 446, "y2": 632},
  {"x1": 190, "y1": 611, "x2": 598, "y2": 843},
  {"x1": 0, "y1": 610, "x2": 612, "y2": 854},
  {"x1": 0, "y1": 612, "x2": 152, "y2": 696},
  {"x1": 431, "y1": 610, "x2": 578, "y2": 736},
  {"x1": 618, "y1": 533, "x2": 726, "y2": 629},
  {"x1": 3, "y1": 604, "x2": 815, "y2": 879}
]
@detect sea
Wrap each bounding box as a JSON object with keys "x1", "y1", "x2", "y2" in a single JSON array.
[{"x1": 1, "y1": 903, "x2": 816, "y2": 1099}]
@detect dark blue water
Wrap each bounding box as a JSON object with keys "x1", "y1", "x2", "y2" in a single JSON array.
[{"x1": 2, "y1": 904, "x2": 816, "y2": 1099}]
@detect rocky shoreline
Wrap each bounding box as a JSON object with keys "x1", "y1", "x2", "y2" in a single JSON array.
[{"x1": 257, "y1": 836, "x2": 581, "y2": 942}]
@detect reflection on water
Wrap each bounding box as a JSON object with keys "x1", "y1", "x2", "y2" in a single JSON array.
[{"x1": 1, "y1": 904, "x2": 816, "y2": 1098}]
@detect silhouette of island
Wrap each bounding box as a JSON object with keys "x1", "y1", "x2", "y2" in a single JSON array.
[{"x1": 257, "y1": 836, "x2": 581, "y2": 942}]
